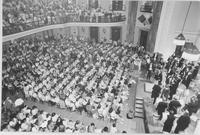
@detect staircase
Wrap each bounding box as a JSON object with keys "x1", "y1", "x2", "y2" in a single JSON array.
[{"x1": 134, "y1": 97, "x2": 144, "y2": 119}]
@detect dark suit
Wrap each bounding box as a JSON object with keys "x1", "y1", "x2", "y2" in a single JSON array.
[
  {"x1": 192, "y1": 66, "x2": 199, "y2": 79},
  {"x1": 154, "y1": 72, "x2": 162, "y2": 84},
  {"x1": 146, "y1": 63, "x2": 153, "y2": 80},
  {"x1": 183, "y1": 73, "x2": 193, "y2": 88},
  {"x1": 174, "y1": 115, "x2": 190, "y2": 133},
  {"x1": 163, "y1": 113, "x2": 175, "y2": 133},
  {"x1": 151, "y1": 84, "x2": 161, "y2": 104},
  {"x1": 168, "y1": 100, "x2": 181, "y2": 114},
  {"x1": 184, "y1": 101, "x2": 199, "y2": 116},
  {"x1": 161, "y1": 87, "x2": 170, "y2": 100},
  {"x1": 169, "y1": 81, "x2": 179, "y2": 100},
  {"x1": 156, "y1": 102, "x2": 168, "y2": 120}
]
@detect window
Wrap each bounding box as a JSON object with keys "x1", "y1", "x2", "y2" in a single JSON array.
[
  {"x1": 112, "y1": 0, "x2": 123, "y2": 11},
  {"x1": 140, "y1": 1, "x2": 153, "y2": 13}
]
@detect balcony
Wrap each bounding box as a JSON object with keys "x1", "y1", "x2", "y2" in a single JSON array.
[{"x1": 3, "y1": 14, "x2": 126, "y2": 36}]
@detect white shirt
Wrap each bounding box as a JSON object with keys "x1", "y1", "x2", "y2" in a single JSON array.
[
  {"x1": 110, "y1": 127, "x2": 118, "y2": 133},
  {"x1": 14, "y1": 98, "x2": 24, "y2": 107}
]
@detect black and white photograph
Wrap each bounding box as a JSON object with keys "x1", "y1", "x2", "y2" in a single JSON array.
[{"x1": 1, "y1": 0, "x2": 200, "y2": 134}]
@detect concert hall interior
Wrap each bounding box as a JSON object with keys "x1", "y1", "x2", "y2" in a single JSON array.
[{"x1": 1, "y1": 0, "x2": 200, "y2": 134}]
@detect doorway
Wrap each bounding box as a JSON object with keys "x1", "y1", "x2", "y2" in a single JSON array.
[
  {"x1": 139, "y1": 30, "x2": 149, "y2": 50},
  {"x1": 90, "y1": 27, "x2": 99, "y2": 42},
  {"x1": 111, "y1": 27, "x2": 121, "y2": 41}
]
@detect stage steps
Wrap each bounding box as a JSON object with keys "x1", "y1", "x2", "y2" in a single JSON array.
[{"x1": 134, "y1": 97, "x2": 144, "y2": 119}]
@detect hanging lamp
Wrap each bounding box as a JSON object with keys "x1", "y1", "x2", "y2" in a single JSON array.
[{"x1": 173, "y1": 2, "x2": 192, "y2": 46}]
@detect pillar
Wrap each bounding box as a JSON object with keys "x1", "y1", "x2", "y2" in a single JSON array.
[
  {"x1": 146, "y1": 1, "x2": 163, "y2": 53},
  {"x1": 126, "y1": 1, "x2": 138, "y2": 43}
]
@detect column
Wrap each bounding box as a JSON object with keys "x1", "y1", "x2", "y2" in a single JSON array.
[
  {"x1": 126, "y1": 1, "x2": 138, "y2": 43},
  {"x1": 146, "y1": 1, "x2": 163, "y2": 52},
  {"x1": 154, "y1": 1, "x2": 176, "y2": 60}
]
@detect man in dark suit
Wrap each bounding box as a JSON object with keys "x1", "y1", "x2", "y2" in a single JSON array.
[
  {"x1": 168, "y1": 99, "x2": 181, "y2": 114},
  {"x1": 146, "y1": 62, "x2": 153, "y2": 80},
  {"x1": 183, "y1": 96, "x2": 199, "y2": 116},
  {"x1": 178, "y1": 58, "x2": 184, "y2": 68},
  {"x1": 192, "y1": 65, "x2": 199, "y2": 79},
  {"x1": 151, "y1": 83, "x2": 162, "y2": 104},
  {"x1": 174, "y1": 112, "x2": 191, "y2": 134},
  {"x1": 156, "y1": 101, "x2": 168, "y2": 120},
  {"x1": 182, "y1": 72, "x2": 193, "y2": 89},
  {"x1": 169, "y1": 78, "x2": 180, "y2": 100},
  {"x1": 163, "y1": 110, "x2": 175, "y2": 133},
  {"x1": 161, "y1": 85, "x2": 170, "y2": 100},
  {"x1": 157, "y1": 70, "x2": 163, "y2": 85}
]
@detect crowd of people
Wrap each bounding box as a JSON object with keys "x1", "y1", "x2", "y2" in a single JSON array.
[
  {"x1": 150, "y1": 53, "x2": 200, "y2": 134},
  {"x1": 3, "y1": 0, "x2": 125, "y2": 35},
  {"x1": 1, "y1": 98, "x2": 121, "y2": 133},
  {"x1": 1, "y1": 34, "x2": 147, "y2": 132}
]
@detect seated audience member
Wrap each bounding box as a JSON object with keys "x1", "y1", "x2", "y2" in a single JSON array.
[
  {"x1": 87, "y1": 123, "x2": 96, "y2": 133},
  {"x1": 110, "y1": 123, "x2": 118, "y2": 133},
  {"x1": 101, "y1": 126, "x2": 109, "y2": 133}
]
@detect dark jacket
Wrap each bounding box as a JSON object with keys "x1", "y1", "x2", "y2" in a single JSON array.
[
  {"x1": 175, "y1": 114, "x2": 191, "y2": 132},
  {"x1": 161, "y1": 87, "x2": 170, "y2": 99},
  {"x1": 168, "y1": 100, "x2": 181, "y2": 114},
  {"x1": 156, "y1": 102, "x2": 168, "y2": 113},
  {"x1": 151, "y1": 84, "x2": 161, "y2": 98},
  {"x1": 163, "y1": 113, "x2": 175, "y2": 133}
]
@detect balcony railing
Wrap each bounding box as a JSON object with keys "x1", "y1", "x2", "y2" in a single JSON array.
[{"x1": 3, "y1": 14, "x2": 126, "y2": 36}]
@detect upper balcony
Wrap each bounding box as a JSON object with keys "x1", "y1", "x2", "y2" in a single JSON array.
[{"x1": 3, "y1": 13, "x2": 126, "y2": 36}]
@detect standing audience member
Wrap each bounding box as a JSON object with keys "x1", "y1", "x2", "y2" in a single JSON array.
[
  {"x1": 151, "y1": 83, "x2": 162, "y2": 104},
  {"x1": 156, "y1": 100, "x2": 168, "y2": 120},
  {"x1": 147, "y1": 62, "x2": 153, "y2": 80},
  {"x1": 162, "y1": 110, "x2": 175, "y2": 133}
]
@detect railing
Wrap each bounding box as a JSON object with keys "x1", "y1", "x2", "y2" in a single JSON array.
[{"x1": 3, "y1": 14, "x2": 126, "y2": 36}]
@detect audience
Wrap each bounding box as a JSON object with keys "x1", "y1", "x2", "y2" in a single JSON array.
[
  {"x1": 2, "y1": 6, "x2": 200, "y2": 132},
  {"x1": 3, "y1": 0, "x2": 125, "y2": 35},
  {"x1": 1, "y1": 34, "x2": 146, "y2": 132}
]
